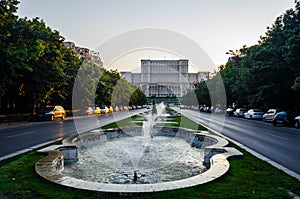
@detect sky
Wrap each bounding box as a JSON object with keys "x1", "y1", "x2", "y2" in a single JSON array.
[{"x1": 17, "y1": 0, "x2": 296, "y2": 72}]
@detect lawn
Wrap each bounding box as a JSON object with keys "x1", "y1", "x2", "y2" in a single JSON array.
[{"x1": 0, "y1": 112, "x2": 299, "y2": 198}]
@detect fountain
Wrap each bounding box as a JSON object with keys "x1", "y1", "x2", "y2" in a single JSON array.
[{"x1": 35, "y1": 103, "x2": 243, "y2": 193}]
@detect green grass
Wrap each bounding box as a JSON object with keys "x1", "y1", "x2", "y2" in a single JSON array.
[
  {"x1": 101, "y1": 115, "x2": 144, "y2": 129},
  {"x1": 0, "y1": 113, "x2": 300, "y2": 198},
  {"x1": 101, "y1": 112, "x2": 207, "y2": 131}
]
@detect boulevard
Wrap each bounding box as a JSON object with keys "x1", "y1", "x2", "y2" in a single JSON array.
[
  {"x1": 0, "y1": 109, "x2": 145, "y2": 159},
  {"x1": 1, "y1": 107, "x2": 300, "y2": 180},
  {"x1": 174, "y1": 107, "x2": 300, "y2": 178}
]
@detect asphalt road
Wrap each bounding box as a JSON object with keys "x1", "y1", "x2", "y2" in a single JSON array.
[
  {"x1": 174, "y1": 107, "x2": 300, "y2": 178},
  {"x1": 1, "y1": 107, "x2": 300, "y2": 179},
  {"x1": 0, "y1": 109, "x2": 146, "y2": 159}
]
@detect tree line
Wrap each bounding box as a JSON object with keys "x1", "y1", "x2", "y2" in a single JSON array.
[
  {"x1": 182, "y1": 1, "x2": 300, "y2": 114},
  {"x1": 0, "y1": 0, "x2": 146, "y2": 114}
]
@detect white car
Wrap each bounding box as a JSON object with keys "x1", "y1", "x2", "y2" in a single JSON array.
[
  {"x1": 294, "y1": 116, "x2": 300, "y2": 129},
  {"x1": 263, "y1": 109, "x2": 281, "y2": 122},
  {"x1": 233, "y1": 108, "x2": 247, "y2": 117},
  {"x1": 244, "y1": 109, "x2": 264, "y2": 120},
  {"x1": 214, "y1": 107, "x2": 224, "y2": 114},
  {"x1": 146, "y1": 104, "x2": 152, "y2": 109}
]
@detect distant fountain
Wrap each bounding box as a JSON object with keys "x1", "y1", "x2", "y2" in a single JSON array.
[{"x1": 142, "y1": 102, "x2": 164, "y2": 138}]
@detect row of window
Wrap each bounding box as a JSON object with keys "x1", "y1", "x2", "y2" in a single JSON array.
[{"x1": 141, "y1": 65, "x2": 188, "y2": 73}]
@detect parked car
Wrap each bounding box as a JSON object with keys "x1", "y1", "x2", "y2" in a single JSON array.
[
  {"x1": 244, "y1": 109, "x2": 264, "y2": 120},
  {"x1": 263, "y1": 109, "x2": 282, "y2": 122},
  {"x1": 180, "y1": 105, "x2": 188, "y2": 109},
  {"x1": 272, "y1": 111, "x2": 292, "y2": 126},
  {"x1": 35, "y1": 105, "x2": 66, "y2": 121},
  {"x1": 146, "y1": 104, "x2": 152, "y2": 109},
  {"x1": 114, "y1": 106, "x2": 120, "y2": 112},
  {"x1": 108, "y1": 106, "x2": 113, "y2": 113},
  {"x1": 100, "y1": 106, "x2": 109, "y2": 114},
  {"x1": 84, "y1": 107, "x2": 94, "y2": 115},
  {"x1": 123, "y1": 106, "x2": 129, "y2": 111},
  {"x1": 118, "y1": 106, "x2": 124, "y2": 111},
  {"x1": 199, "y1": 106, "x2": 205, "y2": 112},
  {"x1": 294, "y1": 116, "x2": 300, "y2": 129},
  {"x1": 214, "y1": 107, "x2": 224, "y2": 114},
  {"x1": 203, "y1": 106, "x2": 212, "y2": 113},
  {"x1": 226, "y1": 107, "x2": 235, "y2": 116},
  {"x1": 233, "y1": 108, "x2": 247, "y2": 118},
  {"x1": 93, "y1": 107, "x2": 101, "y2": 115}
]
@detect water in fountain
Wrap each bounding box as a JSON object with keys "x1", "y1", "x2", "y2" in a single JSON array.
[
  {"x1": 142, "y1": 102, "x2": 165, "y2": 137},
  {"x1": 62, "y1": 102, "x2": 208, "y2": 184},
  {"x1": 156, "y1": 102, "x2": 166, "y2": 118},
  {"x1": 63, "y1": 132, "x2": 206, "y2": 184}
]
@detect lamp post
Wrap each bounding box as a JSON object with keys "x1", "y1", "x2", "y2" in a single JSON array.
[{"x1": 226, "y1": 49, "x2": 241, "y2": 80}]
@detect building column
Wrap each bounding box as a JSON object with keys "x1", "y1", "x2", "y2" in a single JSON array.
[{"x1": 180, "y1": 83, "x2": 183, "y2": 97}]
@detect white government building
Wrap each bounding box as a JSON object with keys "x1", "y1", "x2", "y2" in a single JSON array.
[{"x1": 121, "y1": 59, "x2": 209, "y2": 98}]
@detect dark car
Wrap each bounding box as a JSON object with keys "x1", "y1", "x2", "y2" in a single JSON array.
[
  {"x1": 35, "y1": 106, "x2": 66, "y2": 121},
  {"x1": 226, "y1": 107, "x2": 235, "y2": 116},
  {"x1": 272, "y1": 111, "x2": 293, "y2": 127}
]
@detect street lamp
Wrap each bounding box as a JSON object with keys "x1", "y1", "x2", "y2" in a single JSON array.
[{"x1": 226, "y1": 49, "x2": 241, "y2": 80}]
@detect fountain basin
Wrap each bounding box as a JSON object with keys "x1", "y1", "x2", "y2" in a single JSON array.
[{"x1": 36, "y1": 127, "x2": 242, "y2": 193}]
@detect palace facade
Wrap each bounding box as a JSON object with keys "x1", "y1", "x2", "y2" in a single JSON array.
[{"x1": 121, "y1": 59, "x2": 209, "y2": 97}]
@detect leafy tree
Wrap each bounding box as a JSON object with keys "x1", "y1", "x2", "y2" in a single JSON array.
[
  {"x1": 188, "y1": 1, "x2": 300, "y2": 114},
  {"x1": 181, "y1": 89, "x2": 198, "y2": 106},
  {"x1": 72, "y1": 60, "x2": 101, "y2": 111},
  {"x1": 96, "y1": 70, "x2": 121, "y2": 106},
  {"x1": 0, "y1": 0, "x2": 20, "y2": 96},
  {"x1": 0, "y1": 0, "x2": 82, "y2": 113},
  {"x1": 130, "y1": 88, "x2": 147, "y2": 106},
  {"x1": 194, "y1": 81, "x2": 210, "y2": 107},
  {"x1": 111, "y1": 77, "x2": 133, "y2": 106}
]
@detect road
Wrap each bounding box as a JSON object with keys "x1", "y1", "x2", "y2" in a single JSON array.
[
  {"x1": 174, "y1": 107, "x2": 300, "y2": 178},
  {"x1": 1, "y1": 107, "x2": 300, "y2": 179},
  {"x1": 0, "y1": 109, "x2": 145, "y2": 159}
]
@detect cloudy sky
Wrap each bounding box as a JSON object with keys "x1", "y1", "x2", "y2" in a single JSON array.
[{"x1": 18, "y1": 0, "x2": 295, "y2": 72}]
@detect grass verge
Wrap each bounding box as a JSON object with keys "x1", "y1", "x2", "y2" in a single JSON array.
[
  {"x1": 101, "y1": 114, "x2": 207, "y2": 131},
  {"x1": 0, "y1": 113, "x2": 299, "y2": 198}
]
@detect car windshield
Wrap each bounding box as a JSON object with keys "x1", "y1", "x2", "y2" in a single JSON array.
[
  {"x1": 253, "y1": 109, "x2": 262, "y2": 112},
  {"x1": 278, "y1": 111, "x2": 287, "y2": 116}
]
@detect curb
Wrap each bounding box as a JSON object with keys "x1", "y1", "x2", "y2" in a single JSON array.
[{"x1": 0, "y1": 138, "x2": 63, "y2": 162}]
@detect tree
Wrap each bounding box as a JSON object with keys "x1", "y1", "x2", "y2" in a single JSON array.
[
  {"x1": 111, "y1": 77, "x2": 133, "y2": 106},
  {"x1": 181, "y1": 89, "x2": 198, "y2": 106},
  {"x1": 194, "y1": 81, "x2": 210, "y2": 107},
  {"x1": 96, "y1": 70, "x2": 121, "y2": 106},
  {"x1": 0, "y1": 0, "x2": 82, "y2": 113},
  {"x1": 204, "y1": 1, "x2": 300, "y2": 113},
  {"x1": 0, "y1": 0, "x2": 21, "y2": 99},
  {"x1": 130, "y1": 88, "x2": 147, "y2": 106}
]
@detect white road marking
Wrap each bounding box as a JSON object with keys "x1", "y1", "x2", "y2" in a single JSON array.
[
  {"x1": 266, "y1": 133, "x2": 289, "y2": 141},
  {"x1": 6, "y1": 131, "x2": 37, "y2": 139}
]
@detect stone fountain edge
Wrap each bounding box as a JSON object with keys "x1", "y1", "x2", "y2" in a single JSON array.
[{"x1": 35, "y1": 127, "x2": 243, "y2": 193}]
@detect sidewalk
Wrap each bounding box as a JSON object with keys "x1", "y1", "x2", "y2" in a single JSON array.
[{"x1": 0, "y1": 113, "x2": 32, "y2": 123}]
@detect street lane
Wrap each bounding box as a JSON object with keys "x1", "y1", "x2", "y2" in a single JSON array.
[
  {"x1": 174, "y1": 107, "x2": 300, "y2": 176},
  {"x1": 2, "y1": 107, "x2": 300, "y2": 178},
  {"x1": 0, "y1": 109, "x2": 146, "y2": 158}
]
